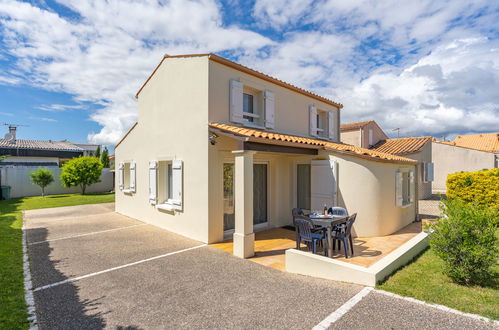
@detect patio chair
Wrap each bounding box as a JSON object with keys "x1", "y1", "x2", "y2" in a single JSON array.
[
  {"x1": 294, "y1": 216, "x2": 327, "y2": 255},
  {"x1": 332, "y1": 213, "x2": 357, "y2": 259},
  {"x1": 292, "y1": 208, "x2": 324, "y2": 249},
  {"x1": 327, "y1": 207, "x2": 348, "y2": 216}
]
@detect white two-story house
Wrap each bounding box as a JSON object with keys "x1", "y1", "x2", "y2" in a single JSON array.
[{"x1": 115, "y1": 54, "x2": 417, "y2": 258}]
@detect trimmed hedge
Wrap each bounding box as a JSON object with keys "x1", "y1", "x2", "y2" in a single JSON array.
[{"x1": 446, "y1": 168, "x2": 499, "y2": 211}]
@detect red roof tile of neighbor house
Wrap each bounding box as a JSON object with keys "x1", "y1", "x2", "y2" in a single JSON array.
[
  {"x1": 370, "y1": 136, "x2": 432, "y2": 155},
  {"x1": 340, "y1": 120, "x2": 375, "y2": 131},
  {"x1": 135, "y1": 53, "x2": 343, "y2": 109},
  {"x1": 209, "y1": 123, "x2": 417, "y2": 164},
  {"x1": 0, "y1": 139, "x2": 83, "y2": 152},
  {"x1": 449, "y1": 132, "x2": 499, "y2": 152}
]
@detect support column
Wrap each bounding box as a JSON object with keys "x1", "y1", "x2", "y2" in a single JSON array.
[{"x1": 232, "y1": 150, "x2": 255, "y2": 258}]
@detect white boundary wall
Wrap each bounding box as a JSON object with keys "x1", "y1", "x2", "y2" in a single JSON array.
[{"x1": 0, "y1": 166, "x2": 113, "y2": 198}]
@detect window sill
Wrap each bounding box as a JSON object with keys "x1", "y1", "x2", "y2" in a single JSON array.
[
  {"x1": 122, "y1": 189, "x2": 134, "y2": 194},
  {"x1": 399, "y1": 202, "x2": 412, "y2": 208},
  {"x1": 242, "y1": 122, "x2": 265, "y2": 130},
  {"x1": 156, "y1": 201, "x2": 182, "y2": 211}
]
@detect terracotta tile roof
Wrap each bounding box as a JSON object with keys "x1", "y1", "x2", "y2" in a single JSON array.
[
  {"x1": 136, "y1": 54, "x2": 343, "y2": 109},
  {"x1": 370, "y1": 137, "x2": 432, "y2": 155},
  {"x1": 451, "y1": 133, "x2": 499, "y2": 152},
  {"x1": 0, "y1": 139, "x2": 83, "y2": 152},
  {"x1": 209, "y1": 123, "x2": 416, "y2": 164},
  {"x1": 340, "y1": 120, "x2": 375, "y2": 131}
]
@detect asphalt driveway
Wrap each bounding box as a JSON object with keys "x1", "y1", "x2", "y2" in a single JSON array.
[{"x1": 24, "y1": 203, "x2": 497, "y2": 329}]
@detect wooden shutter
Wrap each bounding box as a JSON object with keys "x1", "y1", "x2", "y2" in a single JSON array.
[
  {"x1": 230, "y1": 80, "x2": 243, "y2": 123},
  {"x1": 368, "y1": 129, "x2": 373, "y2": 146},
  {"x1": 409, "y1": 170, "x2": 415, "y2": 203},
  {"x1": 309, "y1": 105, "x2": 317, "y2": 137},
  {"x1": 264, "y1": 90, "x2": 275, "y2": 129},
  {"x1": 149, "y1": 161, "x2": 157, "y2": 204},
  {"x1": 395, "y1": 171, "x2": 403, "y2": 206},
  {"x1": 310, "y1": 159, "x2": 337, "y2": 210},
  {"x1": 328, "y1": 111, "x2": 335, "y2": 140},
  {"x1": 118, "y1": 163, "x2": 124, "y2": 191},
  {"x1": 130, "y1": 162, "x2": 136, "y2": 192},
  {"x1": 171, "y1": 160, "x2": 183, "y2": 208}
]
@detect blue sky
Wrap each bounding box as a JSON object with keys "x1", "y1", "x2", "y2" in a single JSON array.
[{"x1": 0, "y1": 0, "x2": 498, "y2": 150}]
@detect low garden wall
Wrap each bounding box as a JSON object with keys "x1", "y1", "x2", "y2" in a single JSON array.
[{"x1": 0, "y1": 166, "x2": 114, "y2": 198}]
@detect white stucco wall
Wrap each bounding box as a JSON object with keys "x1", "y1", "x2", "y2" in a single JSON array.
[
  {"x1": 332, "y1": 153, "x2": 416, "y2": 237},
  {"x1": 431, "y1": 142, "x2": 496, "y2": 193},
  {"x1": 115, "y1": 56, "x2": 211, "y2": 243},
  {"x1": 208, "y1": 60, "x2": 341, "y2": 142},
  {"x1": 400, "y1": 142, "x2": 432, "y2": 200}
]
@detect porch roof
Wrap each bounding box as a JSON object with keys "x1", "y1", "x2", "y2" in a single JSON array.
[{"x1": 209, "y1": 123, "x2": 417, "y2": 164}]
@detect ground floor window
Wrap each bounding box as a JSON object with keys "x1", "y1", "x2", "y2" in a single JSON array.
[
  {"x1": 396, "y1": 169, "x2": 414, "y2": 207},
  {"x1": 158, "y1": 161, "x2": 172, "y2": 204}
]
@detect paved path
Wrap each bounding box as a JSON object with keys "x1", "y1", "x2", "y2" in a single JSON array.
[{"x1": 24, "y1": 204, "x2": 497, "y2": 329}]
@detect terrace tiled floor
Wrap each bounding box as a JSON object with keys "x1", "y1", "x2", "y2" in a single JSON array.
[{"x1": 210, "y1": 221, "x2": 422, "y2": 270}]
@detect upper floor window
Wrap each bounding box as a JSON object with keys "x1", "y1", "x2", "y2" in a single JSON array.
[
  {"x1": 230, "y1": 80, "x2": 274, "y2": 129},
  {"x1": 243, "y1": 91, "x2": 259, "y2": 123},
  {"x1": 310, "y1": 105, "x2": 336, "y2": 140}
]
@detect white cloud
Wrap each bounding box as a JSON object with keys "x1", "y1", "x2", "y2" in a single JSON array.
[
  {"x1": 0, "y1": 0, "x2": 272, "y2": 145},
  {"x1": 339, "y1": 37, "x2": 499, "y2": 137},
  {"x1": 253, "y1": 0, "x2": 314, "y2": 29},
  {"x1": 0, "y1": 0, "x2": 498, "y2": 145},
  {"x1": 29, "y1": 116, "x2": 58, "y2": 122},
  {"x1": 36, "y1": 104, "x2": 86, "y2": 112}
]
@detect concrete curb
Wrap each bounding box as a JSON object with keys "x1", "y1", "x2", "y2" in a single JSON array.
[{"x1": 22, "y1": 211, "x2": 38, "y2": 330}]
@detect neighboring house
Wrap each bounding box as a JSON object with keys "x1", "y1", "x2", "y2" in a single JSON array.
[
  {"x1": 115, "y1": 53, "x2": 417, "y2": 258},
  {"x1": 431, "y1": 138, "x2": 497, "y2": 193},
  {"x1": 70, "y1": 142, "x2": 101, "y2": 156},
  {"x1": 371, "y1": 137, "x2": 434, "y2": 199},
  {"x1": 109, "y1": 154, "x2": 115, "y2": 168},
  {"x1": 448, "y1": 132, "x2": 499, "y2": 168},
  {"x1": 0, "y1": 126, "x2": 100, "y2": 166},
  {"x1": 340, "y1": 120, "x2": 388, "y2": 148}
]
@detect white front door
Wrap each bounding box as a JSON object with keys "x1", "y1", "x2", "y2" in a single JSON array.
[{"x1": 310, "y1": 159, "x2": 338, "y2": 211}]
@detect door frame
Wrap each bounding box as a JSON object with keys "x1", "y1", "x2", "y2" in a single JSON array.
[
  {"x1": 293, "y1": 160, "x2": 312, "y2": 212},
  {"x1": 222, "y1": 159, "x2": 271, "y2": 238}
]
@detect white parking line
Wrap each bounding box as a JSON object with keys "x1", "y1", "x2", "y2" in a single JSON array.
[
  {"x1": 22, "y1": 213, "x2": 39, "y2": 330},
  {"x1": 313, "y1": 287, "x2": 373, "y2": 329},
  {"x1": 33, "y1": 244, "x2": 207, "y2": 292},
  {"x1": 29, "y1": 223, "x2": 147, "y2": 245}
]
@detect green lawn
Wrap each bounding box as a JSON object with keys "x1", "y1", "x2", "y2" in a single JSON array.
[
  {"x1": 378, "y1": 248, "x2": 499, "y2": 320},
  {"x1": 0, "y1": 193, "x2": 115, "y2": 330}
]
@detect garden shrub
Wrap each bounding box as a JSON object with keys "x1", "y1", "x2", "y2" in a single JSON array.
[
  {"x1": 446, "y1": 168, "x2": 499, "y2": 211},
  {"x1": 430, "y1": 198, "x2": 498, "y2": 286}
]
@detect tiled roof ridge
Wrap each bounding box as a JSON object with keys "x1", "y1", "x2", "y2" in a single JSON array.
[
  {"x1": 135, "y1": 53, "x2": 343, "y2": 109},
  {"x1": 209, "y1": 122, "x2": 416, "y2": 164},
  {"x1": 340, "y1": 120, "x2": 375, "y2": 131},
  {"x1": 0, "y1": 138, "x2": 85, "y2": 151}
]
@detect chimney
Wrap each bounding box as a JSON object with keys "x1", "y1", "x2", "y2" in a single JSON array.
[{"x1": 4, "y1": 125, "x2": 16, "y2": 142}]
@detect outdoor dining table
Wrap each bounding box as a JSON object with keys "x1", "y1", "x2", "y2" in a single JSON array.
[{"x1": 308, "y1": 214, "x2": 349, "y2": 258}]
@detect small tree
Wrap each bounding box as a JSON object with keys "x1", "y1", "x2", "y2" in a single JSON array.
[
  {"x1": 60, "y1": 156, "x2": 103, "y2": 194},
  {"x1": 30, "y1": 168, "x2": 54, "y2": 197},
  {"x1": 95, "y1": 145, "x2": 101, "y2": 159},
  {"x1": 101, "y1": 147, "x2": 110, "y2": 168}
]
